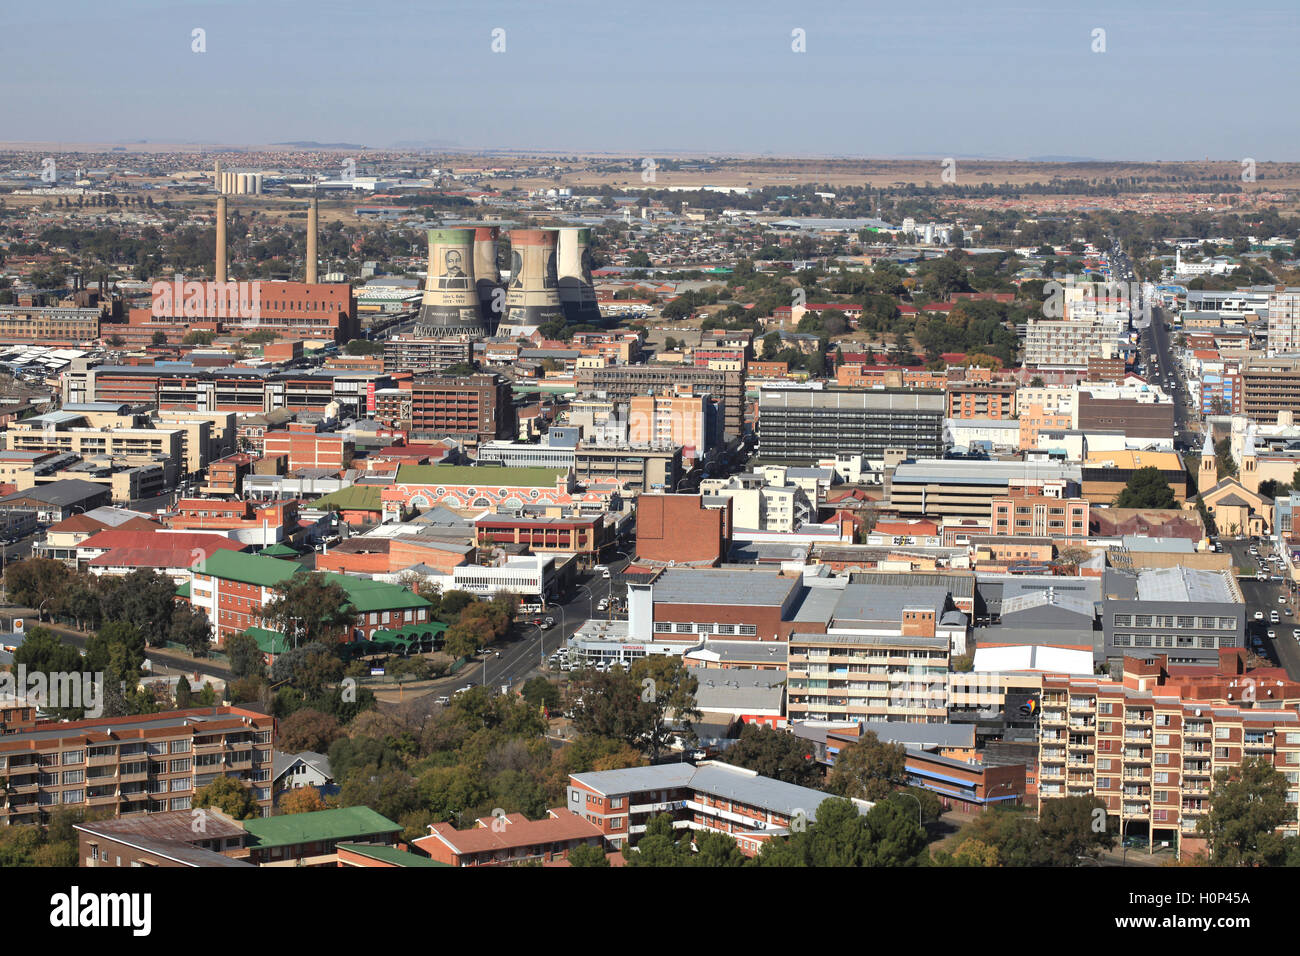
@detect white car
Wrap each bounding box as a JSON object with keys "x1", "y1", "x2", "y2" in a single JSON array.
[
  {"x1": 1268, "y1": 630, "x2": 1277, "y2": 639},
  {"x1": 1255, "y1": 611, "x2": 1265, "y2": 620}
]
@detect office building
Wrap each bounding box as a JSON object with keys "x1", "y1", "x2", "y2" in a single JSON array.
[{"x1": 758, "y1": 387, "x2": 945, "y2": 464}]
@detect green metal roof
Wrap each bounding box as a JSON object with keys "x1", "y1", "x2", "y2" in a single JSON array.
[
  {"x1": 314, "y1": 485, "x2": 383, "y2": 512},
  {"x1": 175, "y1": 581, "x2": 191, "y2": 599},
  {"x1": 395, "y1": 464, "x2": 566, "y2": 488},
  {"x1": 243, "y1": 806, "x2": 402, "y2": 849},
  {"x1": 320, "y1": 573, "x2": 433, "y2": 612},
  {"x1": 370, "y1": 623, "x2": 447, "y2": 645},
  {"x1": 195, "y1": 549, "x2": 303, "y2": 589},
  {"x1": 244, "y1": 626, "x2": 289, "y2": 655},
  {"x1": 258, "y1": 542, "x2": 302, "y2": 558},
  {"x1": 336, "y1": 843, "x2": 448, "y2": 867}
]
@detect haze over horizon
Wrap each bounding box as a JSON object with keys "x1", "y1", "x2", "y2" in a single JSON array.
[{"x1": 3, "y1": 0, "x2": 1298, "y2": 160}]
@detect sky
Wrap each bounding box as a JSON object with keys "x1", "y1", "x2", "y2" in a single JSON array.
[{"x1": 3, "y1": 0, "x2": 1299, "y2": 160}]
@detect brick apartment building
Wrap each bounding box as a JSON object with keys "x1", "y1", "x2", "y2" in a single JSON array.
[
  {"x1": 1038, "y1": 653, "x2": 1300, "y2": 858},
  {"x1": 0, "y1": 706, "x2": 275, "y2": 827},
  {"x1": 383, "y1": 334, "x2": 473, "y2": 375},
  {"x1": 989, "y1": 486, "x2": 1089, "y2": 542},
  {"x1": 410, "y1": 373, "x2": 513, "y2": 444},
  {"x1": 947, "y1": 382, "x2": 1017, "y2": 419}
]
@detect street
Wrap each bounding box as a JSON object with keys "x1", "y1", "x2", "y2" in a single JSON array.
[{"x1": 1221, "y1": 538, "x2": 1300, "y2": 680}]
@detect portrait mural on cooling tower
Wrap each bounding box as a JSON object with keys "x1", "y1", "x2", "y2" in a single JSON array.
[
  {"x1": 438, "y1": 248, "x2": 469, "y2": 289},
  {"x1": 543, "y1": 249, "x2": 557, "y2": 289},
  {"x1": 510, "y1": 250, "x2": 523, "y2": 288}
]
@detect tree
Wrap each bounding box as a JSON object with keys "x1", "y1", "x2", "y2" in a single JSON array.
[
  {"x1": 103, "y1": 568, "x2": 180, "y2": 642},
  {"x1": 175, "y1": 676, "x2": 193, "y2": 708},
  {"x1": 168, "y1": 603, "x2": 212, "y2": 657},
  {"x1": 1114, "y1": 466, "x2": 1177, "y2": 509},
  {"x1": 151, "y1": 331, "x2": 167, "y2": 346},
  {"x1": 262, "y1": 574, "x2": 353, "y2": 646},
  {"x1": 1037, "y1": 795, "x2": 1114, "y2": 865},
  {"x1": 624, "y1": 812, "x2": 693, "y2": 867},
  {"x1": 4, "y1": 558, "x2": 71, "y2": 615},
  {"x1": 627, "y1": 656, "x2": 701, "y2": 758},
  {"x1": 278, "y1": 787, "x2": 330, "y2": 814},
  {"x1": 1198, "y1": 757, "x2": 1291, "y2": 866},
  {"x1": 193, "y1": 776, "x2": 258, "y2": 820},
  {"x1": 723, "y1": 723, "x2": 820, "y2": 786},
  {"x1": 566, "y1": 843, "x2": 610, "y2": 867},
  {"x1": 84, "y1": 621, "x2": 146, "y2": 691},
  {"x1": 522, "y1": 676, "x2": 561, "y2": 712},
  {"x1": 826, "y1": 731, "x2": 906, "y2": 801},
  {"x1": 225, "y1": 631, "x2": 265, "y2": 680},
  {"x1": 276, "y1": 708, "x2": 344, "y2": 753}
]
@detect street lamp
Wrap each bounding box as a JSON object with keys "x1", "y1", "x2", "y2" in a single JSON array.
[{"x1": 893, "y1": 789, "x2": 922, "y2": 830}]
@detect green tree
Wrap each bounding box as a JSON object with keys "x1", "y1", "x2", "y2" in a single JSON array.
[
  {"x1": 276, "y1": 707, "x2": 343, "y2": 753},
  {"x1": 193, "y1": 775, "x2": 258, "y2": 820},
  {"x1": 168, "y1": 603, "x2": 212, "y2": 657},
  {"x1": 262, "y1": 573, "x2": 353, "y2": 646},
  {"x1": 225, "y1": 631, "x2": 265, "y2": 680},
  {"x1": 723, "y1": 723, "x2": 820, "y2": 786},
  {"x1": 1198, "y1": 757, "x2": 1291, "y2": 866},
  {"x1": 522, "y1": 676, "x2": 561, "y2": 712},
  {"x1": 566, "y1": 843, "x2": 610, "y2": 867},
  {"x1": 826, "y1": 732, "x2": 907, "y2": 801},
  {"x1": 4, "y1": 557, "x2": 71, "y2": 616},
  {"x1": 175, "y1": 676, "x2": 193, "y2": 708},
  {"x1": 1114, "y1": 466, "x2": 1177, "y2": 509},
  {"x1": 627, "y1": 655, "x2": 701, "y2": 759},
  {"x1": 1037, "y1": 795, "x2": 1114, "y2": 865}
]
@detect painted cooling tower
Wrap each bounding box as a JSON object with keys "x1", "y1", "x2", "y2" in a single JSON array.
[
  {"x1": 500, "y1": 229, "x2": 564, "y2": 332},
  {"x1": 416, "y1": 228, "x2": 487, "y2": 337},
  {"x1": 551, "y1": 227, "x2": 602, "y2": 324},
  {"x1": 473, "y1": 226, "x2": 503, "y2": 334}
]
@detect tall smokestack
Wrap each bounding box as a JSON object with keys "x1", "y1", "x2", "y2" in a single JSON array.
[
  {"x1": 498, "y1": 229, "x2": 564, "y2": 337},
  {"x1": 306, "y1": 195, "x2": 318, "y2": 284},
  {"x1": 214, "y1": 158, "x2": 223, "y2": 193},
  {"x1": 415, "y1": 228, "x2": 487, "y2": 337},
  {"x1": 473, "y1": 226, "x2": 502, "y2": 335},
  {"x1": 215, "y1": 196, "x2": 228, "y2": 283},
  {"x1": 550, "y1": 226, "x2": 602, "y2": 325}
]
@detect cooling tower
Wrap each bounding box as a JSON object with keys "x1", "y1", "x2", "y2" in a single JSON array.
[
  {"x1": 415, "y1": 228, "x2": 488, "y2": 337},
  {"x1": 500, "y1": 229, "x2": 564, "y2": 333},
  {"x1": 473, "y1": 226, "x2": 503, "y2": 335},
  {"x1": 550, "y1": 227, "x2": 602, "y2": 325}
]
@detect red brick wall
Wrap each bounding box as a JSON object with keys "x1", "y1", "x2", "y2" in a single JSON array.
[{"x1": 636, "y1": 495, "x2": 729, "y2": 565}]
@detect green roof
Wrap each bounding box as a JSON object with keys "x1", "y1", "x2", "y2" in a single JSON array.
[
  {"x1": 243, "y1": 806, "x2": 401, "y2": 850},
  {"x1": 314, "y1": 484, "x2": 383, "y2": 512},
  {"x1": 258, "y1": 542, "x2": 302, "y2": 558},
  {"x1": 195, "y1": 549, "x2": 303, "y2": 589},
  {"x1": 244, "y1": 626, "x2": 289, "y2": 655},
  {"x1": 395, "y1": 464, "x2": 566, "y2": 488},
  {"x1": 336, "y1": 843, "x2": 448, "y2": 867},
  {"x1": 175, "y1": 581, "x2": 191, "y2": 599},
  {"x1": 371, "y1": 622, "x2": 447, "y2": 645},
  {"x1": 320, "y1": 573, "x2": 433, "y2": 613}
]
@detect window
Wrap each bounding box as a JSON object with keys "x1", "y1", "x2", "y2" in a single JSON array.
[
  {"x1": 1215, "y1": 727, "x2": 1231, "y2": 740},
  {"x1": 171, "y1": 740, "x2": 191, "y2": 754}
]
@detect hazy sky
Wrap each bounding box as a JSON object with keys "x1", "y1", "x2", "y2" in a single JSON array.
[{"x1": 5, "y1": 0, "x2": 1298, "y2": 159}]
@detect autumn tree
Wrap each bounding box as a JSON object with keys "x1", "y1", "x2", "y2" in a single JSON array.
[{"x1": 278, "y1": 787, "x2": 330, "y2": 815}]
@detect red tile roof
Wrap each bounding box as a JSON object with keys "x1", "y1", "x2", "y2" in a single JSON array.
[{"x1": 413, "y1": 808, "x2": 603, "y2": 858}]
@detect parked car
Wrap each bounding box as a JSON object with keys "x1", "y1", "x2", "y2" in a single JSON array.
[{"x1": 434, "y1": 695, "x2": 450, "y2": 706}]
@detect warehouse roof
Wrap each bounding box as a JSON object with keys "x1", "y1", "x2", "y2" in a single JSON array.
[
  {"x1": 649, "y1": 568, "x2": 800, "y2": 607},
  {"x1": 242, "y1": 806, "x2": 401, "y2": 850}
]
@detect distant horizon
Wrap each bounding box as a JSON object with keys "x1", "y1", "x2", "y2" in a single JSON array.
[
  {"x1": 4, "y1": 0, "x2": 1298, "y2": 160},
  {"x1": 0, "y1": 141, "x2": 1296, "y2": 166}
]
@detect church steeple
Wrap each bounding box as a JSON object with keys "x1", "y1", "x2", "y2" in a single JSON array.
[{"x1": 1199, "y1": 430, "x2": 1218, "y2": 488}]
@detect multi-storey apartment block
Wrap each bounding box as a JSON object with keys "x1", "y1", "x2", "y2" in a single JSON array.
[
  {"x1": 0, "y1": 707, "x2": 274, "y2": 827},
  {"x1": 1038, "y1": 656, "x2": 1300, "y2": 858}
]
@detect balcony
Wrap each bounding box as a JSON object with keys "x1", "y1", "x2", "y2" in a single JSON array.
[{"x1": 1042, "y1": 711, "x2": 1067, "y2": 726}]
